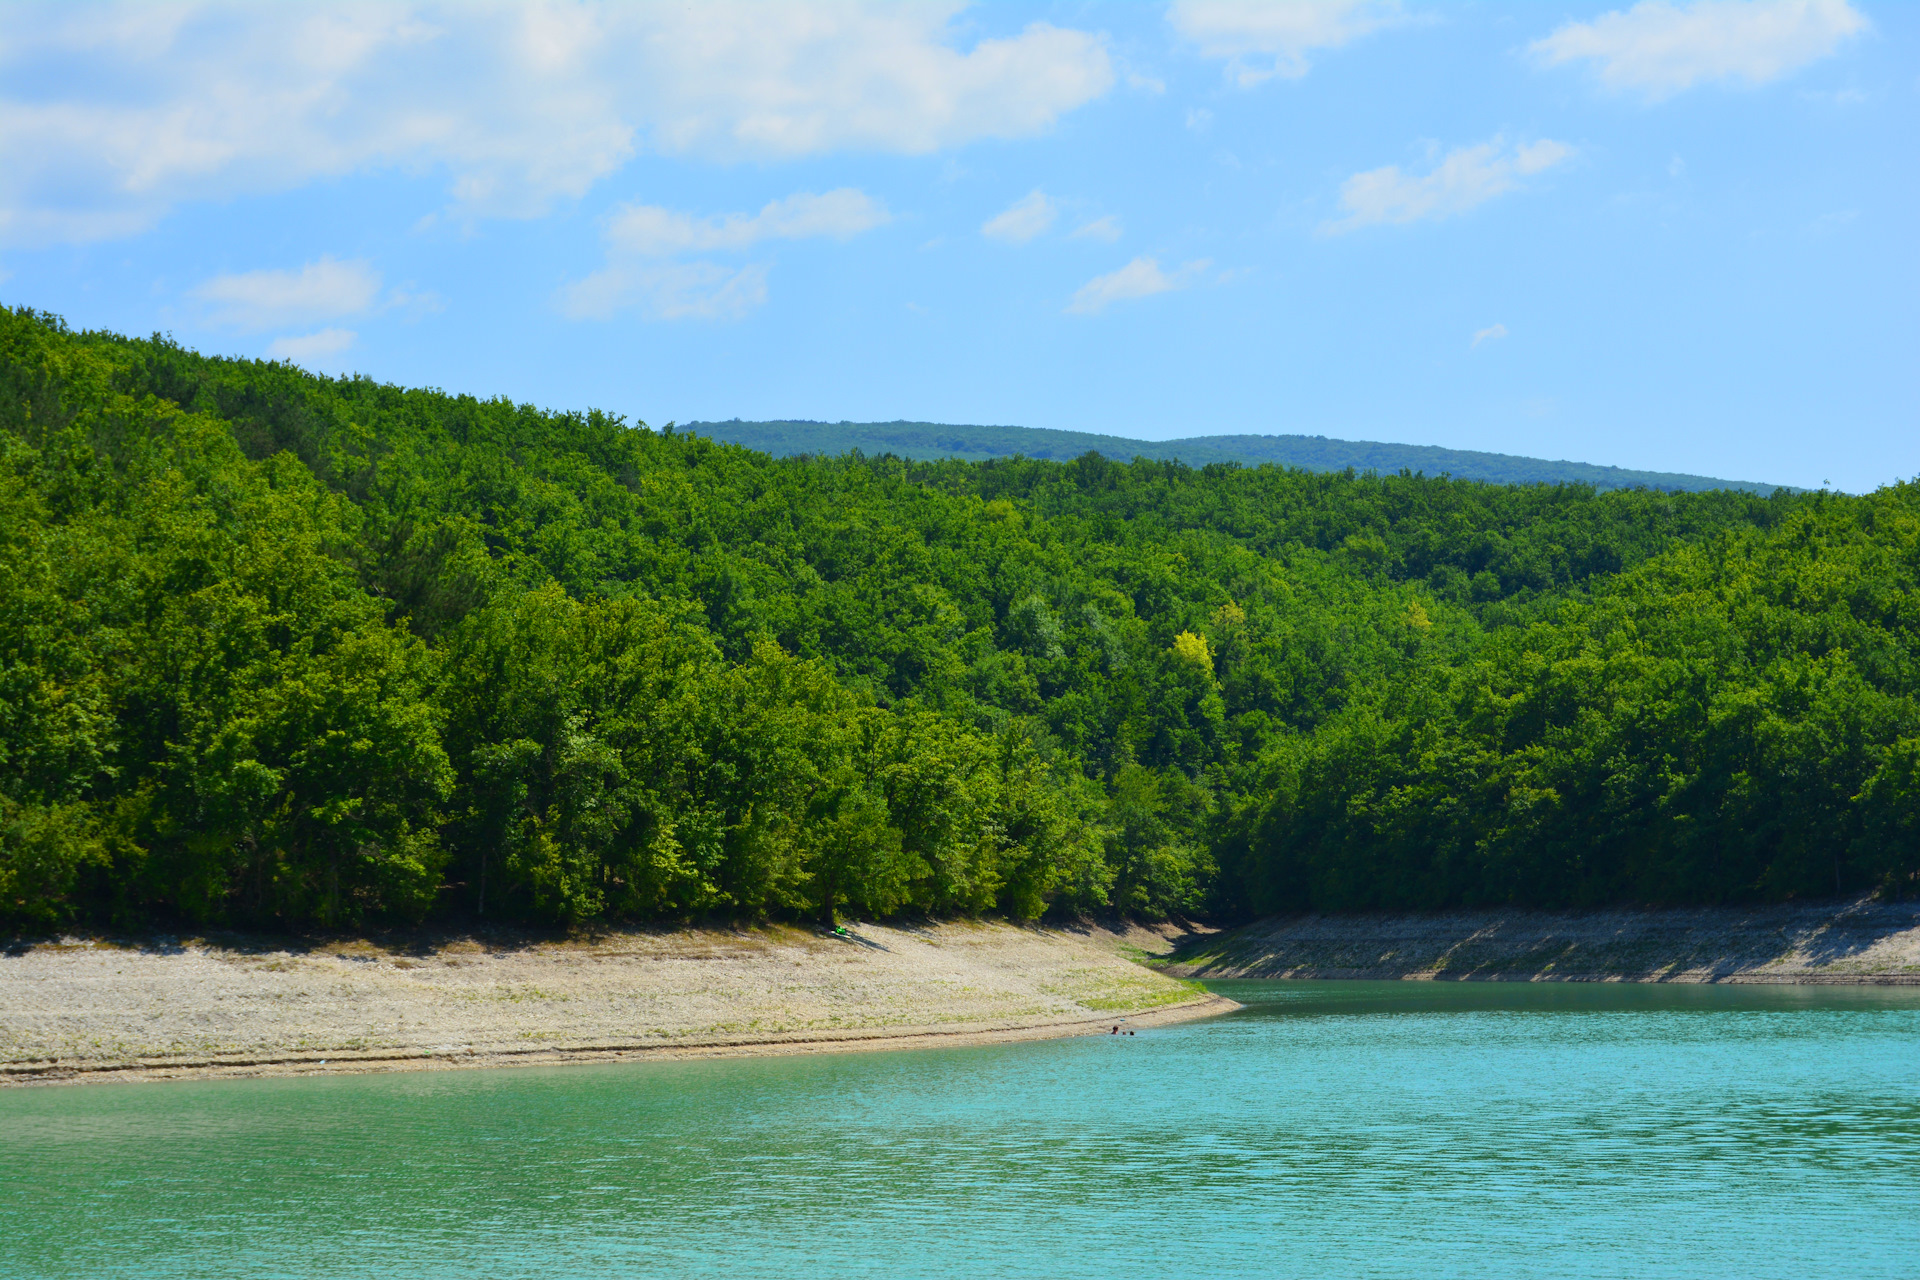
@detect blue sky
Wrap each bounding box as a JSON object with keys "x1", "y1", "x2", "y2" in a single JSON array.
[{"x1": 1, "y1": 1, "x2": 1912, "y2": 491}]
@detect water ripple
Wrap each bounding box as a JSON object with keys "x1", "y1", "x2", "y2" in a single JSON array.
[{"x1": 3, "y1": 980, "x2": 1917, "y2": 1279}]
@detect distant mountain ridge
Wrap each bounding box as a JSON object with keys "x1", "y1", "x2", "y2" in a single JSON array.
[{"x1": 683, "y1": 419, "x2": 1792, "y2": 495}]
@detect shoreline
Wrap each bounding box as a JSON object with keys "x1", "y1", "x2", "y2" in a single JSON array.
[
  {"x1": 1162, "y1": 894, "x2": 1920, "y2": 984},
  {"x1": 1, "y1": 919, "x2": 1236, "y2": 1089},
  {"x1": 2, "y1": 995, "x2": 1236, "y2": 1087},
  {"x1": 13, "y1": 894, "x2": 1915, "y2": 1089}
]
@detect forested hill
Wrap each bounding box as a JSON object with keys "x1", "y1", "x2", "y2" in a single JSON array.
[
  {"x1": 687, "y1": 419, "x2": 1791, "y2": 495},
  {"x1": 3, "y1": 306, "x2": 1915, "y2": 933}
]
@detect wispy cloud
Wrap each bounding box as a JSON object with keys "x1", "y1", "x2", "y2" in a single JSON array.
[
  {"x1": 1169, "y1": 0, "x2": 1406, "y2": 86},
  {"x1": 561, "y1": 189, "x2": 886, "y2": 321},
  {"x1": 192, "y1": 257, "x2": 381, "y2": 331},
  {"x1": 604, "y1": 189, "x2": 890, "y2": 257},
  {"x1": 1067, "y1": 256, "x2": 1208, "y2": 314},
  {"x1": 267, "y1": 327, "x2": 357, "y2": 362},
  {"x1": 982, "y1": 190, "x2": 1057, "y2": 244},
  {"x1": 1472, "y1": 323, "x2": 1509, "y2": 348},
  {"x1": 1070, "y1": 215, "x2": 1124, "y2": 243},
  {"x1": 564, "y1": 262, "x2": 770, "y2": 322},
  {"x1": 0, "y1": 3, "x2": 1113, "y2": 246},
  {"x1": 1530, "y1": 0, "x2": 1868, "y2": 100},
  {"x1": 1325, "y1": 138, "x2": 1574, "y2": 233}
]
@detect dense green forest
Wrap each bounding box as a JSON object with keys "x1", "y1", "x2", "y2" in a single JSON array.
[
  {"x1": 3, "y1": 306, "x2": 1914, "y2": 931},
  {"x1": 690, "y1": 419, "x2": 1790, "y2": 494}
]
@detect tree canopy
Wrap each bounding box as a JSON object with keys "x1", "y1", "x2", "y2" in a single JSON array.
[{"x1": 3, "y1": 306, "x2": 1913, "y2": 930}]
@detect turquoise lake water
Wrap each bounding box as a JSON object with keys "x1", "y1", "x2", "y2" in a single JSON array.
[{"x1": 3, "y1": 980, "x2": 1918, "y2": 1279}]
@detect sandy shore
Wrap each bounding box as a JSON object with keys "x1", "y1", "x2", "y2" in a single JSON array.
[
  {"x1": 0, "y1": 919, "x2": 1234, "y2": 1087},
  {"x1": 1162, "y1": 894, "x2": 1920, "y2": 983},
  {"x1": 16, "y1": 895, "x2": 1908, "y2": 1088}
]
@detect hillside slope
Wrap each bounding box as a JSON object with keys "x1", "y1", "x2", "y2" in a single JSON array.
[
  {"x1": 686, "y1": 419, "x2": 1793, "y2": 495},
  {"x1": 2, "y1": 306, "x2": 1912, "y2": 933}
]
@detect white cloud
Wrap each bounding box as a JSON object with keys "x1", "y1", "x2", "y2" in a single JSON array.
[
  {"x1": 1472, "y1": 323, "x2": 1509, "y2": 348},
  {"x1": 1326, "y1": 137, "x2": 1574, "y2": 233},
  {"x1": 1169, "y1": 0, "x2": 1405, "y2": 86},
  {"x1": 1530, "y1": 0, "x2": 1868, "y2": 99},
  {"x1": 191, "y1": 256, "x2": 381, "y2": 331},
  {"x1": 267, "y1": 327, "x2": 357, "y2": 361},
  {"x1": 0, "y1": 2, "x2": 1114, "y2": 246},
  {"x1": 1071, "y1": 215, "x2": 1124, "y2": 243},
  {"x1": 561, "y1": 262, "x2": 770, "y2": 322},
  {"x1": 605, "y1": 189, "x2": 890, "y2": 257},
  {"x1": 562, "y1": 189, "x2": 885, "y2": 321},
  {"x1": 982, "y1": 190, "x2": 1057, "y2": 243},
  {"x1": 1066, "y1": 256, "x2": 1209, "y2": 314},
  {"x1": 383, "y1": 285, "x2": 445, "y2": 320}
]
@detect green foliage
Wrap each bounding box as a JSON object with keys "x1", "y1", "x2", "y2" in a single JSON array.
[
  {"x1": 1227, "y1": 493, "x2": 1920, "y2": 909},
  {"x1": 0, "y1": 305, "x2": 1908, "y2": 930}
]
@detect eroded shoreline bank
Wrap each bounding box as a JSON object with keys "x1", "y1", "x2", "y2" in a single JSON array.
[
  {"x1": 11, "y1": 896, "x2": 1915, "y2": 1088},
  {"x1": 1, "y1": 919, "x2": 1233, "y2": 1088},
  {"x1": 1161, "y1": 895, "x2": 1920, "y2": 984}
]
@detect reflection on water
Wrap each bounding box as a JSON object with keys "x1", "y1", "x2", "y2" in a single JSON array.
[{"x1": 3, "y1": 981, "x2": 1917, "y2": 1279}]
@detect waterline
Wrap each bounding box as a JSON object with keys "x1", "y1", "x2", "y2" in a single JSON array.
[{"x1": 3, "y1": 980, "x2": 1915, "y2": 1278}]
